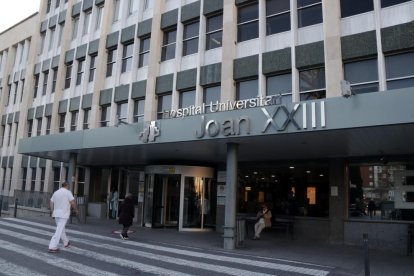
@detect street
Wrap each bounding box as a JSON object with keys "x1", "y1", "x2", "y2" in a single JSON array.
[{"x1": 0, "y1": 217, "x2": 334, "y2": 276}]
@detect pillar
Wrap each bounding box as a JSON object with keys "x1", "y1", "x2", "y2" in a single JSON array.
[
  {"x1": 223, "y1": 143, "x2": 238, "y2": 250},
  {"x1": 67, "y1": 153, "x2": 77, "y2": 194},
  {"x1": 329, "y1": 159, "x2": 347, "y2": 244}
]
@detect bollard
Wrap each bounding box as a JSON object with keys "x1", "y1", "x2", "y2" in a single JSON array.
[
  {"x1": 14, "y1": 198, "x2": 18, "y2": 218},
  {"x1": 363, "y1": 233, "x2": 370, "y2": 276}
]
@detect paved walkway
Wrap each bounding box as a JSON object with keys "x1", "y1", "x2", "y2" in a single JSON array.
[{"x1": 29, "y1": 215, "x2": 414, "y2": 276}]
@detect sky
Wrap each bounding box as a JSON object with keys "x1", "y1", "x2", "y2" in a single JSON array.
[{"x1": 0, "y1": 0, "x2": 41, "y2": 33}]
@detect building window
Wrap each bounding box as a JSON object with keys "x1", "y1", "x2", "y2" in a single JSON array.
[
  {"x1": 236, "y1": 79, "x2": 258, "y2": 100},
  {"x1": 65, "y1": 63, "x2": 72, "y2": 89},
  {"x1": 161, "y1": 28, "x2": 177, "y2": 61},
  {"x1": 113, "y1": 0, "x2": 121, "y2": 22},
  {"x1": 46, "y1": 116, "x2": 51, "y2": 135},
  {"x1": 385, "y1": 52, "x2": 414, "y2": 90},
  {"x1": 381, "y1": 0, "x2": 411, "y2": 8},
  {"x1": 237, "y1": 3, "x2": 259, "y2": 42},
  {"x1": 100, "y1": 105, "x2": 111, "y2": 127},
  {"x1": 76, "y1": 59, "x2": 84, "y2": 86},
  {"x1": 89, "y1": 55, "x2": 96, "y2": 82},
  {"x1": 46, "y1": 0, "x2": 51, "y2": 13},
  {"x1": 27, "y1": 119, "x2": 33, "y2": 137},
  {"x1": 52, "y1": 69, "x2": 57, "y2": 93},
  {"x1": 48, "y1": 28, "x2": 55, "y2": 51},
  {"x1": 13, "y1": 82, "x2": 18, "y2": 105},
  {"x1": 133, "y1": 99, "x2": 145, "y2": 123},
  {"x1": 30, "y1": 168, "x2": 36, "y2": 191},
  {"x1": 144, "y1": 0, "x2": 152, "y2": 10},
  {"x1": 53, "y1": 167, "x2": 61, "y2": 192},
  {"x1": 340, "y1": 0, "x2": 374, "y2": 18},
  {"x1": 138, "y1": 36, "x2": 150, "y2": 68},
  {"x1": 43, "y1": 71, "x2": 49, "y2": 95},
  {"x1": 14, "y1": 122, "x2": 18, "y2": 145},
  {"x1": 344, "y1": 58, "x2": 379, "y2": 94},
  {"x1": 179, "y1": 90, "x2": 195, "y2": 108},
  {"x1": 37, "y1": 118, "x2": 42, "y2": 136},
  {"x1": 106, "y1": 48, "x2": 117, "y2": 77},
  {"x1": 299, "y1": 67, "x2": 326, "y2": 101},
  {"x1": 157, "y1": 93, "x2": 172, "y2": 119},
  {"x1": 40, "y1": 168, "x2": 45, "y2": 192},
  {"x1": 71, "y1": 111, "x2": 78, "y2": 131},
  {"x1": 266, "y1": 0, "x2": 290, "y2": 35},
  {"x1": 128, "y1": 0, "x2": 138, "y2": 15},
  {"x1": 39, "y1": 33, "x2": 46, "y2": 54},
  {"x1": 20, "y1": 80, "x2": 25, "y2": 103},
  {"x1": 83, "y1": 11, "x2": 91, "y2": 36},
  {"x1": 22, "y1": 168, "x2": 27, "y2": 191},
  {"x1": 266, "y1": 73, "x2": 292, "y2": 104},
  {"x1": 72, "y1": 16, "x2": 79, "y2": 40},
  {"x1": 34, "y1": 74, "x2": 40, "y2": 98},
  {"x1": 78, "y1": 167, "x2": 85, "y2": 196},
  {"x1": 57, "y1": 24, "x2": 64, "y2": 47},
  {"x1": 183, "y1": 21, "x2": 199, "y2": 56},
  {"x1": 83, "y1": 109, "x2": 90, "y2": 129},
  {"x1": 7, "y1": 124, "x2": 12, "y2": 146},
  {"x1": 56, "y1": 0, "x2": 60, "y2": 8},
  {"x1": 116, "y1": 102, "x2": 128, "y2": 122},
  {"x1": 59, "y1": 114, "x2": 66, "y2": 133},
  {"x1": 121, "y1": 43, "x2": 134, "y2": 73},
  {"x1": 297, "y1": 0, "x2": 322, "y2": 28},
  {"x1": 206, "y1": 14, "x2": 223, "y2": 50},
  {"x1": 5, "y1": 85, "x2": 11, "y2": 106},
  {"x1": 203, "y1": 86, "x2": 221, "y2": 113},
  {"x1": 95, "y1": 6, "x2": 103, "y2": 30}
]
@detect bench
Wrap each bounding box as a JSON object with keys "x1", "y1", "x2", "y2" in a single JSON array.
[{"x1": 271, "y1": 216, "x2": 294, "y2": 240}]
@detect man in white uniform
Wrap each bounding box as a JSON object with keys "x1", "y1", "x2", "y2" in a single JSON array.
[{"x1": 48, "y1": 182, "x2": 78, "y2": 253}]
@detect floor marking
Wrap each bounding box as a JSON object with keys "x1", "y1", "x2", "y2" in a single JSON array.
[{"x1": 0, "y1": 257, "x2": 48, "y2": 276}]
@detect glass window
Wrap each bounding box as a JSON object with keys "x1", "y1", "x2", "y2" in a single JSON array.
[
  {"x1": 138, "y1": 36, "x2": 150, "y2": 68},
  {"x1": 266, "y1": 0, "x2": 290, "y2": 35},
  {"x1": 52, "y1": 69, "x2": 57, "y2": 93},
  {"x1": 39, "y1": 33, "x2": 45, "y2": 54},
  {"x1": 266, "y1": 73, "x2": 292, "y2": 104},
  {"x1": 183, "y1": 21, "x2": 199, "y2": 56},
  {"x1": 133, "y1": 99, "x2": 145, "y2": 123},
  {"x1": 297, "y1": 0, "x2": 322, "y2": 28},
  {"x1": 121, "y1": 43, "x2": 134, "y2": 73},
  {"x1": 27, "y1": 120, "x2": 33, "y2": 137},
  {"x1": 65, "y1": 63, "x2": 72, "y2": 89},
  {"x1": 53, "y1": 167, "x2": 60, "y2": 192},
  {"x1": 46, "y1": 0, "x2": 51, "y2": 13},
  {"x1": 349, "y1": 164, "x2": 414, "y2": 221},
  {"x1": 48, "y1": 28, "x2": 55, "y2": 51},
  {"x1": 76, "y1": 60, "x2": 84, "y2": 86},
  {"x1": 237, "y1": 3, "x2": 259, "y2": 42},
  {"x1": 161, "y1": 28, "x2": 177, "y2": 61},
  {"x1": 22, "y1": 168, "x2": 27, "y2": 191},
  {"x1": 113, "y1": 0, "x2": 121, "y2": 22},
  {"x1": 37, "y1": 118, "x2": 42, "y2": 136},
  {"x1": 56, "y1": 0, "x2": 60, "y2": 8},
  {"x1": 157, "y1": 93, "x2": 172, "y2": 119},
  {"x1": 95, "y1": 6, "x2": 103, "y2": 30},
  {"x1": 341, "y1": 0, "x2": 374, "y2": 18},
  {"x1": 106, "y1": 48, "x2": 117, "y2": 77},
  {"x1": 46, "y1": 116, "x2": 51, "y2": 135},
  {"x1": 381, "y1": 0, "x2": 411, "y2": 8},
  {"x1": 206, "y1": 14, "x2": 223, "y2": 50},
  {"x1": 83, "y1": 109, "x2": 90, "y2": 130},
  {"x1": 71, "y1": 111, "x2": 78, "y2": 131},
  {"x1": 236, "y1": 79, "x2": 258, "y2": 100},
  {"x1": 299, "y1": 67, "x2": 326, "y2": 101},
  {"x1": 57, "y1": 24, "x2": 64, "y2": 47},
  {"x1": 83, "y1": 11, "x2": 91, "y2": 36},
  {"x1": 72, "y1": 16, "x2": 79, "y2": 40},
  {"x1": 203, "y1": 86, "x2": 221, "y2": 113},
  {"x1": 42, "y1": 71, "x2": 48, "y2": 95},
  {"x1": 100, "y1": 105, "x2": 111, "y2": 127},
  {"x1": 117, "y1": 102, "x2": 128, "y2": 120},
  {"x1": 31, "y1": 168, "x2": 36, "y2": 191},
  {"x1": 385, "y1": 52, "x2": 414, "y2": 90},
  {"x1": 128, "y1": 0, "x2": 138, "y2": 15},
  {"x1": 344, "y1": 58, "x2": 379, "y2": 94},
  {"x1": 179, "y1": 90, "x2": 195, "y2": 108},
  {"x1": 89, "y1": 55, "x2": 96, "y2": 82},
  {"x1": 34, "y1": 74, "x2": 39, "y2": 98},
  {"x1": 59, "y1": 114, "x2": 66, "y2": 133}
]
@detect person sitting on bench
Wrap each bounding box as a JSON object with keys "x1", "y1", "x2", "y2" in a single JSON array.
[{"x1": 253, "y1": 203, "x2": 272, "y2": 240}]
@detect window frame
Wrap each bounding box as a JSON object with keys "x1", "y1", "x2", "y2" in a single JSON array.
[
  {"x1": 237, "y1": 2, "x2": 259, "y2": 42},
  {"x1": 182, "y1": 20, "x2": 200, "y2": 56},
  {"x1": 133, "y1": 98, "x2": 145, "y2": 123},
  {"x1": 76, "y1": 59, "x2": 84, "y2": 86},
  {"x1": 121, "y1": 43, "x2": 134, "y2": 73},
  {"x1": 205, "y1": 13, "x2": 223, "y2": 50},
  {"x1": 266, "y1": 0, "x2": 291, "y2": 35},
  {"x1": 297, "y1": 0, "x2": 323, "y2": 28},
  {"x1": 100, "y1": 105, "x2": 111, "y2": 127},
  {"x1": 161, "y1": 28, "x2": 177, "y2": 62},
  {"x1": 106, "y1": 48, "x2": 117, "y2": 77},
  {"x1": 138, "y1": 36, "x2": 150, "y2": 68},
  {"x1": 65, "y1": 63, "x2": 73, "y2": 89}
]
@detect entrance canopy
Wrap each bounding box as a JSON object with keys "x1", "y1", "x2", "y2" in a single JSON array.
[{"x1": 18, "y1": 88, "x2": 414, "y2": 166}]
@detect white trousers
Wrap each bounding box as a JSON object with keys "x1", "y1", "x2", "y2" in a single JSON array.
[
  {"x1": 49, "y1": 217, "x2": 69, "y2": 249},
  {"x1": 254, "y1": 221, "x2": 266, "y2": 238}
]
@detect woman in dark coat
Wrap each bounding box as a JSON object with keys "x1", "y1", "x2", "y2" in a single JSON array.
[{"x1": 118, "y1": 194, "x2": 134, "y2": 239}]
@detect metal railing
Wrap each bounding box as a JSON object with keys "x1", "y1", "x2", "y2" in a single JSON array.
[{"x1": 14, "y1": 190, "x2": 52, "y2": 210}]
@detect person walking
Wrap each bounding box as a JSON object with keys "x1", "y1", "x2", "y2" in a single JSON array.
[
  {"x1": 253, "y1": 203, "x2": 272, "y2": 240},
  {"x1": 118, "y1": 193, "x2": 134, "y2": 240},
  {"x1": 48, "y1": 182, "x2": 78, "y2": 253}
]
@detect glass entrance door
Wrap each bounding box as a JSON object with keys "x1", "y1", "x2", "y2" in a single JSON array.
[{"x1": 144, "y1": 174, "x2": 180, "y2": 228}]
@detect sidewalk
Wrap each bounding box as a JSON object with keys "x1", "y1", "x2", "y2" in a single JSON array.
[{"x1": 30, "y1": 215, "x2": 414, "y2": 276}]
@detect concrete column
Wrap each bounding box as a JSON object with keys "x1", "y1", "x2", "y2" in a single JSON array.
[
  {"x1": 322, "y1": 0, "x2": 343, "y2": 98},
  {"x1": 67, "y1": 153, "x2": 77, "y2": 193},
  {"x1": 329, "y1": 159, "x2": 347, "y2": 244},
  {"x1": 223, "y1": 143, "x2": 238, "y2": 250},
  {"x1": 373, "y1": 0, "x2": 386, "y2": 91}
]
